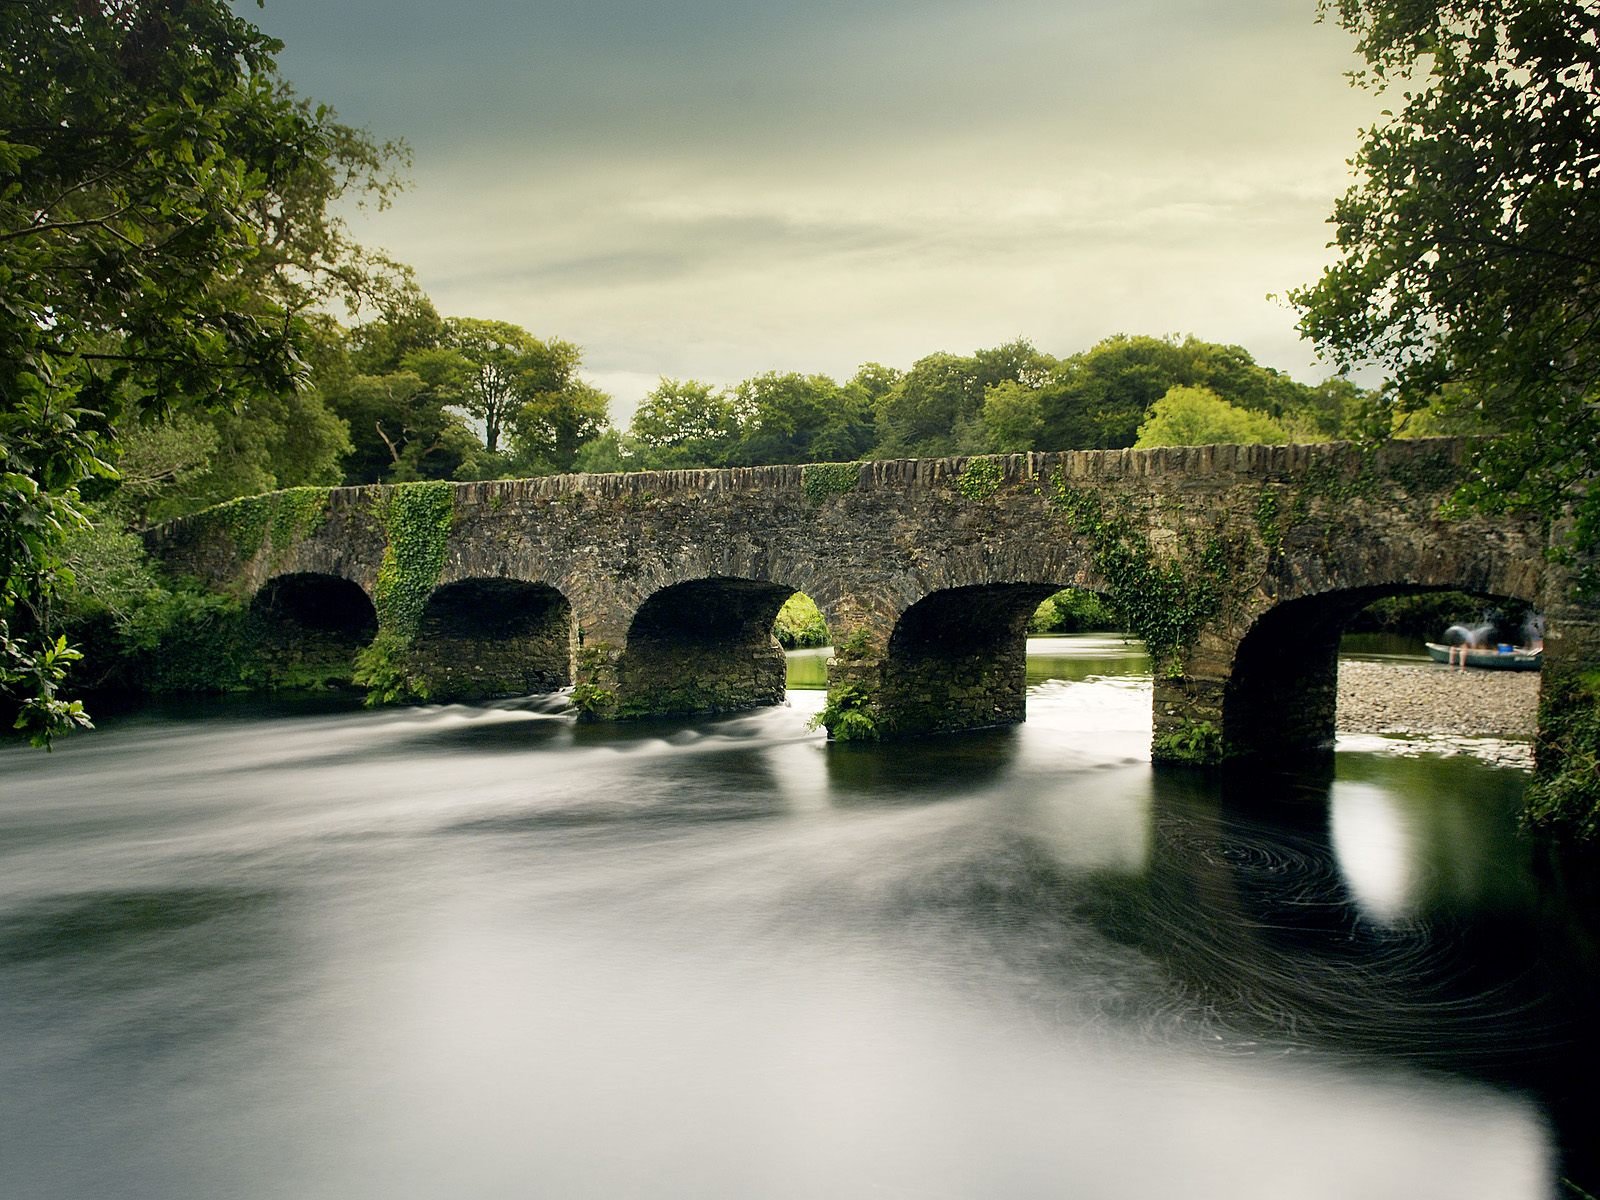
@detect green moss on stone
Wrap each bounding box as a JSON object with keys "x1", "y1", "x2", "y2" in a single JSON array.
[
  {"x1": 268, "y1": 487, "x2": 332, "y2": 552},
  {"x1": 955, "y1": 457, "x2": 1003, "y2": 502},
  {"x1": 802, "y1": 462, "x2": 861, "y2": 504},
  {"x1": 194, "y1": 487, "x2": 331, "y2": 563}
]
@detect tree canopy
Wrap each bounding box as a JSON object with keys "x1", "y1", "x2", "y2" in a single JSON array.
[
  {"x1": 1134, "y1": 386, "x2": 1292, "y2": 448},
  {"x1": 1292, "y1": 0, "x2": 1600, "y2": 565},
  {"x1": 1, "y1": 0, "x2": 404, "y2": 741}
]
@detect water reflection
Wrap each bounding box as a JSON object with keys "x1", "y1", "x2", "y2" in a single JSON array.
[
  {"x1": 0, "y1": 636, "x2": 1591, "y2": 1198},
  {"x1": 1331, "y1": 784, "x2": 1421, "y2": 924}
]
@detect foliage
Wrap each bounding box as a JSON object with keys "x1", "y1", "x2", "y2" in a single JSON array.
[
  {"x1": 611, "y1": 335, "x2": 1369, "y2": 474},
  {"x1": 352, "y1": 632, "x2": 429, "y2": 706},
  {"x1": 1135, "y1": 386, "x2": 1292, "y2": 448},
  {"x1": 809, "y1": 683, "x2": 880, "y2": 742},
  {"x1": 835, "y1": 628, "x2": 874, "y2": 661},
  {"x1": 510, "y1": 377, "x2": 609, "y2": 475},
  {"x1": 149, "y1": 384, "x2": 350, "y2": 518},
  {"x1": 955, "y1": 457, "x2": 1004, "y2": 501},
  {"x1": 774, "y1": 594, "x2": 829, "y2": 649},
  {"x1": 1, "y1": 632, "x2": 90, "y2": 747},
  {"x1": 196, "y1": 487, "x2": 331, "y2": 562},
  {"x1": 268, "y1": 488, "x2": 332, "y2": 552},
  {"x1": 874, "y1": 339, "x2": 1053, "y2": 458},
  {"x1": 1050, "y1": 477, "x2": 1233, "y2": 676},
  {"x1": 1029, "y1": 335, "x2": 1351, "y2": 453},
  {"x1": 569, "y1": 645, "x2": 618, "y2": 718},
  {"x1": 801, "y1": 462, "x2": 861, "y2": 503},
  {"x1": 630, "y1": 379, "x2": 740, "y2": 468},
  {"x1": 1293, "y1": 0, "x2": 1600, "y2": 569},
  {"x1": 0, "y1": 0, "x2": 406, "y2": 742},
  {"x1": 1349, "y1": 591, "x2": 1529, "y2": 641},
  {"x1": 1029, "y1": 590, "x2": 1119, "y2": 634},
  {"x1": 95, "y1": 414, "x2": 220, "y2": 529},
  {"x1": 730, "y1": 372, "x2": 875, "y2": 466},
  {"x1": 371, "y1": 481, "x2": 454, "y2": 638},
  {"x1": 966, "y1": 379, "x2": 1044, "y2": 453},
  {"x1": 312, "y1": 293, "x2": 478, "y2": 484},
  {"x1": 56, "y1": 516, "x2": 163, "y2": 631},
  {"x1": 1253, "y1": 490, "x2": 1283, "y2": 551},
  {"x1": 571, "y1": 430, "x2": 640, "y2": 474},
  {"x1": 1524, "y1": 670, "x2": 1600, "y2": 844},
  {"x1": 1152, "y1": 721, "x2": 1225, "y2": 766}
]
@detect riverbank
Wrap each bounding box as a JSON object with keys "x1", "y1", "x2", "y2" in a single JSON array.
[{"x1": 1336, "y1": 658, "x2": 1538, "y2": 766}]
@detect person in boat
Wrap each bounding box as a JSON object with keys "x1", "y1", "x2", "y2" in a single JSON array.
[{"x1": 1443, "y1": 621, "x2": 1494, "y2": 671}]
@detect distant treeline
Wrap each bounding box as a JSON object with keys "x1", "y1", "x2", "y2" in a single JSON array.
[
  {"x1": 108, "y1": 287, "x2": 1478, "y2": 534},
  {"x1": 584, "y1": 333, "x2": 1379, "y2": 475}
]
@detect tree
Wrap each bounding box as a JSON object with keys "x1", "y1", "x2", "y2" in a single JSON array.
[
  {"x1": 1032, "y1": 335, "x2": 1196, "y2": 450},
  {"x1": 1292, "y1": 0, "x2": 1600, "y2": 557},
  {"x1": 0, "y1": 0, "x2": 405, "y2": 742},
  {"x1": 965, "y1": 380, "x2": 1045, "y2": 453},
  {"x1": 325, "y1": 368, "x2": 474, "y2": 483},
  {"x1": 874, "y1": 339, "x2": 1054, "y2": 457},
  {"x1": 630, "y1": 379, "x2": 739, "y2": 468},
  {"x1": 728, "y1": 372, "x2": 873, "y2": 465},
  {"x1": 1134, "y1": 386, "x2": 1292, "y2": 448},
  {"x1": 437, "y1": 319, "x2": 555, "y2": 457},
  {"x1": 510, "y1": 379, "x2": 611, "y2": 474}
]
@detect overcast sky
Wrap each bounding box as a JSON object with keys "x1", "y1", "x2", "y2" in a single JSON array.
[{"x1": 246, "y1": 0, "x2": 1379, "y2": 423}]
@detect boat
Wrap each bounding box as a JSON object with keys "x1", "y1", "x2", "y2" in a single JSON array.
[{"x1": 1425, "y1": 642, "x2": 1542, "y2": 671}]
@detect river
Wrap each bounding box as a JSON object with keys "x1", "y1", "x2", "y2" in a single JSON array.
[{"x1": 1, "y1": 635, "x2": 1595, "y2": 1198}]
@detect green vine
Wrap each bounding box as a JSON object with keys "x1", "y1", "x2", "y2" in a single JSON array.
[
  {"x1": 1254, "y1": 489, "x2": 1283, "y2": 552},
  {"x1": 268, "y1": 487, "x2": 332, "y2": 551},
  {"x1": 213, "y1": 495, "x2": 270, "y2": 558},
  {"x1": 198, "y1": 487, "x2": 331, "y2": 562},
  {"x1": 371, "y1": 481, "x2": 455, "y2": 638},
  {"x1": 956, "y1": 457, "x2": 1003, "y2": 501},
  {"x1": 1050, "y1": 474, "x2": 1236, "y2": 677},
  {"x1": 802, "y1": 462, "x2": 861, "y2": 504}
]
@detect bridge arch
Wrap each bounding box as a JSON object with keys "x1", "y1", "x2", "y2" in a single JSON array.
[
  {"x1": 406, "y1": 577, "x2": 575, "y2": 703},
  {"x1": 614, "y1": 576, "x2": 801, "y2": 718},
  {"x1": 1222, "y1": 583, "x2": 1543, "y2": 758},
  {"x1": 250, "y1": 572, "x2": 378, "y2": 685},
  {"x1": 873, "y1": 582, "x2": 1112, "y2": 736}
]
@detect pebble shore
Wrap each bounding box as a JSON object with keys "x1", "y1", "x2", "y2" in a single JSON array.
[
  {"x1": 1336, "y1": 659, "x2": 1539, "y2": 739},
  {"x1": 1335, "y1": 658, "x2": 1539, "y2": 767}
]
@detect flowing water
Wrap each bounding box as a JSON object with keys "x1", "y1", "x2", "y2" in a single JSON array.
[{"x1": 2, "y1": 635, "x2": 1596, "y2": 1199}]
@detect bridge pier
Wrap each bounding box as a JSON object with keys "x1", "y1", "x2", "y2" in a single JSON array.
[{"x1": 817, "y1": 584, "x2": 1057, "y2": 740}]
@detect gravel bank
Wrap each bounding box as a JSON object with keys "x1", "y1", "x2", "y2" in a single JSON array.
[{"x1": 1336, "y1": 658, "x2": 1539, "y2": 740}]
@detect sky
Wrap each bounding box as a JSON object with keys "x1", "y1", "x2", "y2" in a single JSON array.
[{"x1": 245, "y1": 0, "x2": 1382, "y2": 424}]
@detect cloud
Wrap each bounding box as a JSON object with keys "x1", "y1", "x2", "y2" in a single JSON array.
[{"x1": 254, "y1": 0, "x2": 1380, "y2": 414}]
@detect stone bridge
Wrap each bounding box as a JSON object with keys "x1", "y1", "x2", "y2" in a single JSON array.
[{"x1": 146, "y1": 438, "x2": 1595, "y2": 763}]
